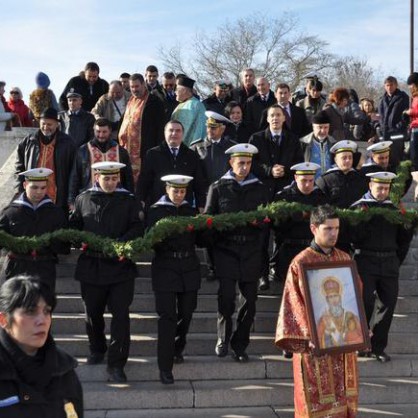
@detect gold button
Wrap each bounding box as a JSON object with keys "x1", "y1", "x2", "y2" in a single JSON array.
[{"x1": 23, "y1": 394, "x2": 30, "y2": 401}]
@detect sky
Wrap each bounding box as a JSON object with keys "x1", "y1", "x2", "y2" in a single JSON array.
[{"x1": 0, "y1": 0, "x2": 414, "y2": 102}]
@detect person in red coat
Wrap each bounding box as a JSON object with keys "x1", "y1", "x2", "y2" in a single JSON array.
[{"x1": 7, "y1": 87, "x2": 32, "y2": 127}]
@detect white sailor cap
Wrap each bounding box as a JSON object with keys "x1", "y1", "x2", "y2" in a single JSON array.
[
  {"x1": 367, "y1": 141, "x2": 393, "y2": 154},
  {"x1": 205, "y1": 110, "x2": 231, "y2": 127},
  {"x1": 291, "y1": 162, "x2": 321, "y2": 175},
  {"x1": 225, "y1": 143, "x2": 258, "y2": 157},
  {"x1": 303, "y1": 71, "x2": 319, "y2": 80},
  {"x1": 330, "y1": 140, "x2": 358, "y2": 154},
  {"x1": 366, "y1": 171, "x2": 397, "y2": 183},
  {"x1": 161, "y1": 174, "x2": 193, "y2": 188},
  {"x1": 20, "y1": 168, "x2": 53, "y2": 181},
  {"x1": 91, "y1": 162, "x2": 126, "y2": 174}
]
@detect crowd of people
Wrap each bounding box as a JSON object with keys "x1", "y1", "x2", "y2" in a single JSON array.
[{"x1": 0, "y1": 61, "x2": 417, "y2": 417}]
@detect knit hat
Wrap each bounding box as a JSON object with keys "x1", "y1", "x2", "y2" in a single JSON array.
[{"x1": 35, "y1": 72, "x2": 51, "y2": 89}]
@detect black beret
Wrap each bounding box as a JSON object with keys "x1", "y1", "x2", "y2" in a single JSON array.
[
  {"x1": 177, "y1": 76, "x2": 195, "y2": 89},
  {"x1": 40, "y1": 107, "x2": 59, "y2": 121},
  {"x1": 312, "y1": 111, "x2": 330, "y2": 125}
]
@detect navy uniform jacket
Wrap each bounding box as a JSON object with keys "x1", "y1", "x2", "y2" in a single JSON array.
[
  {"x1": 0, "y1": 193, "x2": 69, "y2": 283},
  {"x1": 204, "y1": 171, "x2": 268, "y2": 281},
  {"x1": 69, "y1": 185, "x2": 143, "y2": 285},
  {"x1": 147, "y1": 196, "x2": 200, "y2": 292},
  {"x1": 350, "y1": 191, "x2": 413, "y2": 277}
]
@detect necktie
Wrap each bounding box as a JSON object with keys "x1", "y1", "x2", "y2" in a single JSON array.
[
  {"x1": 171, "y1": 147, "x2": 178, "y2": 158},
  {"x1": 283, "y1": 106, "x2": 291, "y2": 129},
  {"x1": 261, "y1": 95, "x2": 266, "y2": 102},
  {"x1": 273, "y1": 134, "x2": 281, "y2": 145}
]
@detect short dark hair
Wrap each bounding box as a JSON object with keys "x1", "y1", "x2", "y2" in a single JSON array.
[
  {"x1": 84, "y1": 62, "x2": 100, "y2": 73},
  {"x1": 94, "y1": 117, "x2": 113, "y2": 130},
  {"x1": 129, "y1": 73, "x2": 144, "y2": 83},
  {"x1": 310, "y1": 205, "x2": 339, "y2": 226},
  {"x1": 0, "y1": 276, "x2": 56, "y2": 325},
  {"x1": 146, "y1": 65, "x2": 158, "y2": 73},
  {"x1": 162, "y1": 72, "x2": 175, "y2": 79},
  {"x1": 276, "y1": 83, "x2": 290, "y2": 92},
  {"x1": 267, "y1": 103, "x2": 285, "y2": 115},
  {"x1": 120, "y1": 72, "x2": 130, "y2": 79},
  {"x1": 308, "y1": 79, "x2": 323, "y2": 91},
  {"x1": 384, "y1": 76, "x2": 398, "y2": 84},
  {"x1": 166, "y1": 119, "x2": 184, "y2": 132},
  {"x1": 224, "y1": 101, "x2": 242, "y2": 118}
]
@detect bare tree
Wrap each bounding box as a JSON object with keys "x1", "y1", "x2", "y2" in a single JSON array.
[
  {"x1": 323, "y1": 56, "x2": 383, "y2": 102},
  {"x1": 159, "y1": 12, "x2": 334, "y2": 97}
]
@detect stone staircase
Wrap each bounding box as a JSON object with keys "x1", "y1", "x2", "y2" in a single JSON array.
[
  {"x1": 50, "y1": 231, "x2": 418, "y2": 418},
  {"x1": 2, "y1": 131, "x2": 418, "y2": 417}
]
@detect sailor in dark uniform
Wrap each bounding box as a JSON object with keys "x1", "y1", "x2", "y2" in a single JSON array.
[
  {"x1": 205, "y1": 143, "x2": 268, "y2": 362},
  {"x1": 147, "y1": 175, "x2": 201, "y2": 385},
  {"x1": 0, "y1": 168, "x2": 68, "y2": 291},
  {"x1": 350, "y1": 172, "x2": 414, "y2": 362},
  {"x1": 270, "y1": 162, "x2": 328, "y2": 285},
  {"x1": 316, "y1": 140, "x2": 368, "y2": 253},
  {"x1": 69, "y1": 161, "x2": 143, "y2": 383}
]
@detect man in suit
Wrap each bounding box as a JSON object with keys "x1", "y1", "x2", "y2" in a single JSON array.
[
  {"x1": 244, "y1": 77, "x2": 276, "y2": 134},
  {"x1": 249, "y1": 104, "x2": 304, "y2": 290},
  {"x1": 136, "y1": 120, "x2": 208, "y2": 212},
  {"x1": 230, "y1": 68, "x2": 257, "y2": 107}
]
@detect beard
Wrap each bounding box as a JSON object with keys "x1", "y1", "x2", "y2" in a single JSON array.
[{"x1": 329, "y1": 304, "x2": 344, "y2": 317}]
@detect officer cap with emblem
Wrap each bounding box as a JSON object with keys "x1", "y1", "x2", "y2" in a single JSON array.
[
  {"x1": 161, "y1": 174, "x2": 193, "y2": 188},
  {"x1": 91, "y1": 161, "x2": 126, "y2": 174},
  {"x1": 330, "y1": 140, "x2": 358, "y2": 154},
  {"x1": 303, "y1": 71, "x2": 320, "y2": 80},
  {"x1": 20, "y1": 168, "x2": 53, "y2": 181},
  {"x1": 66, "y1": 88, "x2": 83, "y2": 99},
  {"x1": 225, "y1": 143, "x2": 258, "y2": 158},
  {"x1": 366, "y1": 171, "x2": 397, "y2": 183},
  {"x1": 205, "y1": 110, "x2": 231, "y2": 128},
  {"x1": 291, "y1": 162, "x2": 320, "y2": 175},
  {"x1": 367, "y1": 141, "x2": 393, "y2": 154}
]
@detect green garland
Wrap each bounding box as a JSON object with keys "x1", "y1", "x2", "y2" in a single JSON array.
[
  {"x1": 0, "y1": 160, "x2": 414, "y2": 260},
  {"x1": 0, "y1": 200, "x2": 417, "y2": 261}
]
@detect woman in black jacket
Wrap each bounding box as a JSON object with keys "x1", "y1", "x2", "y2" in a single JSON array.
[{"x1": 0, "y1": 276, "x2": 83, "y2": 418}]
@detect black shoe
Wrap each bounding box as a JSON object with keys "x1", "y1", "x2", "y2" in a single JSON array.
[
  {"x1": 357, "y1": 351, "x2": 371, "y2": 358},
  {"x1": 283, "y1": 351, "x2": 293, "y2": 359},
  {"x1": 258, "y1": 276, "x2": 270, "y2": 291},
  {"x1": 86, "y1": 352, "x2": 105, "y2": 365},
  {"x1": 173, "y1": 353, "x2": 184, "y2": 364},
  {"x1": 215, "y1": 341, "x2": 228, "y2": 357},
  {"x1": 206, "y1": 268, "x2": 216, "y2": 281},
  {"x1": 373, "y1": 352, "x2": 391, "y2": 363},
  {"x1": 107, "y1": 366, "x2": 127, "y2": 383},
  {"x1": 160, "y1": 370, "x2": 174, "y2": 384},
  {"x1": 231, "y1": 349, "x2": 249, "y2": 363}
]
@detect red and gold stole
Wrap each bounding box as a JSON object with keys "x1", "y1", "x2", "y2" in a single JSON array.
[
  {"x1": 87, "y1": 142, "x2": 120, "y2": 185},
  {"x1": 38, "y1": 138, "x2": 57, "y2": 203}
]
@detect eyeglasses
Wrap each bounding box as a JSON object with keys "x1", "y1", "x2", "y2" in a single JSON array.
[{"x1": 10, "y1": 91, "x2": 19, "y2": 95}]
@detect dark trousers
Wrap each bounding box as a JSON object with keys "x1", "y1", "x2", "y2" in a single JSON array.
[
  {"x1": 217, "y1": 278, "x2": 258, "y2": 353},
  {"x1": 155, "y1": 290, "x2": 198, "y2": 372},
  {"x1": 80, "y1": 279, "x2": 134, "y2": 368},
  {"x1": 361, "y1": 272, "x2": 398, "y2": 354}
]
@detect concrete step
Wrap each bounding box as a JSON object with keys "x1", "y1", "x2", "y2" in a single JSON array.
[
  {"x1": 75, "y1": 354, "x2": 418, "y2": 383},
  {"x1": 55, "y1": 333, "x2": 277, "y2": 357},
  {"x1": 80, "y1": 376, "x2": 418, "y2": 410},
  {"x1": 52, "y1": 311, "x2": 278, "y2": 334},
  {"x1": 51, "y1": 311, "x2": 418, "y2": 335},
  {"x1": 85, "y1": 407, "x2": 279, "y2": 418},
  {"x1": 55, "y1": 275, "x2": 284, "y2": 295},
  {"x1": 55, "y1": 293, "x2": 282, "y2": 313}
]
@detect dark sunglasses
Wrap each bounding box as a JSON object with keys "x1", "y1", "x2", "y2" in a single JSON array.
[{"x1": 10, "y1": 91, "x2": 19, "y2": 94}]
